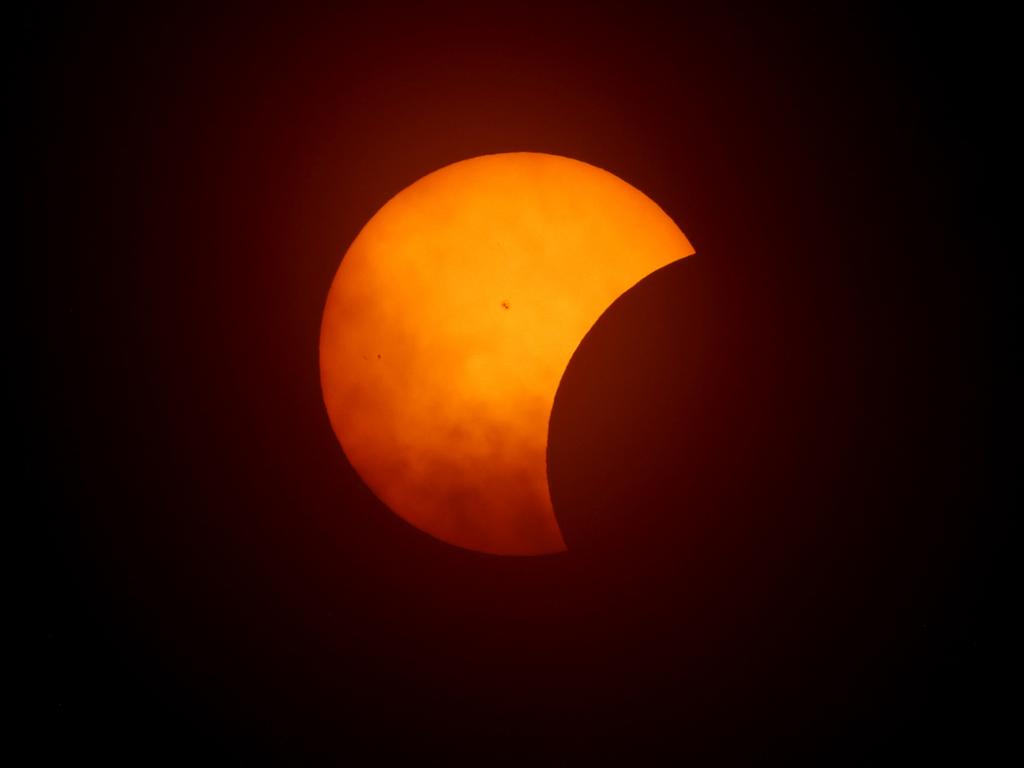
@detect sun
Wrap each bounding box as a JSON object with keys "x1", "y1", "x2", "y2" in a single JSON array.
[{"x1": 320, "y1": 152, "x2": 693, "y2": 555}]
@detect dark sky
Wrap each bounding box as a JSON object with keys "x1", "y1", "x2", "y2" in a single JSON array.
[{"x1": 24, "y1": 4, "x2": 998, "y2": 762}]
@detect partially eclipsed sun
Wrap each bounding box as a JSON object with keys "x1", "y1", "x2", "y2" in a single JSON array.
[{"x1": 320, "y1": 152, "x2": 694, "y2": 555}]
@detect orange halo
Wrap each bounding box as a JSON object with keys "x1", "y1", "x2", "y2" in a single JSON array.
[{"x1": 320, "y1": 152, "x2": 694, "y2": 555}]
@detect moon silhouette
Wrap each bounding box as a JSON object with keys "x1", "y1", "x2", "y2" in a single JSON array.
[{"x1": 320, "y1": 152, "x2": 694, "y2": 555}]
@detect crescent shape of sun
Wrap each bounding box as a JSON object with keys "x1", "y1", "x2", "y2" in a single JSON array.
[{"x1": 320, "y1": 152, "x2": 694, "y2": 555}]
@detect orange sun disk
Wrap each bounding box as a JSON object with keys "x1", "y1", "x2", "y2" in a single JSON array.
[{"x1": 320, "y1": 153, "x2": 693, "y2": 555}]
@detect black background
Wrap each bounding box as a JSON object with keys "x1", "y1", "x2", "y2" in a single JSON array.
[{"x1": 24, "y1": 3, "x2": 998, "y2": 762}]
